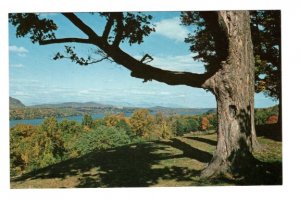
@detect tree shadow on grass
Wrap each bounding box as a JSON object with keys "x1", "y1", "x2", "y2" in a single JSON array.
[
  {"x1": 12, "y1": 141, "x2": 208, "y2": 188},
  {"x1": 256, "y1": 124, "x2": 282, "y2": 141},
  {"x1": 184, "y1": 136, "x2": 217, "y2": 146},
  {"x1": 11, "y1": 136, "x2": 282, "y2": 187},
  {"x1": 157, "y1": 138, "x2": 213, "y2": 163}
]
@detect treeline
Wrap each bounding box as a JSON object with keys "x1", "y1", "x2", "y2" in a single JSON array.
[
  {"x1": 10, "y1": 106, "x2": 279, "y2": 177},
  {"x1": 10, "y1": 107, "x2": 81, "y2": 120},
  {"x1": 9, "y1": 107, "x2": 124, "y2": 120},
  {"x1": 255, "y1": 105, "x2": 279, "y2": 125},
  {"x1": 10, "y1": 109, "x2": 217, "y2": 177}
]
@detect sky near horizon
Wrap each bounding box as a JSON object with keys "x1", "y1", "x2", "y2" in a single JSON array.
[{"x1": 9, "y1": 12, "x2": 278, "y2": 108}]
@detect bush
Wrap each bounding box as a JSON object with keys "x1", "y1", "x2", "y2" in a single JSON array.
[
  {"x1": 115, "y1": 119, "x2": 134, "y2": 138},
  {"x1": 75, "y1": 126, "x2": 131, "y2": 155},
  {"x1": 186, "y1": 118, "x2": 199, "y2": 132}
]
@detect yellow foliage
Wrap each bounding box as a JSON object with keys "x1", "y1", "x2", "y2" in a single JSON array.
[{"x1": 129, "y1": 109, "x2": 154, "y2": 137}]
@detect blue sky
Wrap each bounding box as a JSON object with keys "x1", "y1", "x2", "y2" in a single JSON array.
[{"x1": 9, "y1": 12, "x2": 277, "y2": 108}]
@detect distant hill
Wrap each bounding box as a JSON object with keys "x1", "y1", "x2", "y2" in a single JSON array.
[
  {"x1": 10, "y1": 99, "x2": 217, "y2": 120},
  {"x1": 149, "y1": 106, "x2": 216, "y2": 115},
  {"x1": 31, "y1": 102, "x2": 110, "y2": 108},
  {"x1": 9, "y1": 97, "x2": 25, "y2": 108}
]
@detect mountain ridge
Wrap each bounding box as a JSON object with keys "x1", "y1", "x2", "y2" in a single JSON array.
[{"x1": 9, "y1": 97, "x2": 25, "y2": 108}]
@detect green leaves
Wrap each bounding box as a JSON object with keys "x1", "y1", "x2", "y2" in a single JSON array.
[
  {"x1": 9, "y1": 13, "x2": 57, "y2": 43},
  {"x1": 75, "y1": 126, "x2": 131, "y2": 155},
  {"x1": 250, "y1": 11, "x2": 281, "y2": 100},
  {"x1": 122, "y1": 12, "x2": 155, "y2": 45},
  {"x1": 180, "y1": 11, "x2": 226, "y2": 73}
]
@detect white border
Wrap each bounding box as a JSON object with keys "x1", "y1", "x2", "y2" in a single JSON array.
[{"x1": 1, "y1": 1, "x2": 300, "y2": 200}]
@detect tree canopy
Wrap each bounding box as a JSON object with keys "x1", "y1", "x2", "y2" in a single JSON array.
[
  {"x1": 250, "y1": 10, "x2": 281, "y2": 101},
  {"x1": 181, "y1": 11, "x2": 281, "y2": 100}
]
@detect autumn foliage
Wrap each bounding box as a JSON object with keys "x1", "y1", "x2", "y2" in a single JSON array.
[
  {"x1": 10, "y1": 109, "x2": 220, "y2": 177},
  {"x1": 266, "y1": 115, "x2": 278, "y2": 124},
  {"x1": 201, "y1": 117, "x2": 210, "y2": 131}
]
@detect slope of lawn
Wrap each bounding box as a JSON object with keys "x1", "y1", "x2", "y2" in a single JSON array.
[{"x1": 10, "y1": 132, "x2": 282, "y2": 188}]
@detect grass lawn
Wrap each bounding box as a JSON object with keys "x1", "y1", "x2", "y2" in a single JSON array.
[{"x1": 10, "y1": 132, "x2": 282, "y2": 188}]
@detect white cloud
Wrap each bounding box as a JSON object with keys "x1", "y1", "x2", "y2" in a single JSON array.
[
  {"x1": 9, "y1": 45, "x2": 29, "y2": 53},
  {"x1": 155, "y1": 17, "x2": 189, "y2": 42},
  {"x1": 10, "y1": 64, "x2": 24, "y2": 68},
  {"x1": 9, "y1": 45, "x2": 29, "y2": 57}
]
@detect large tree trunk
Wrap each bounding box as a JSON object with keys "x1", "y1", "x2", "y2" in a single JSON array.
[{"x1": 201, "y1": 11, "x2": 258, "y2": 178}]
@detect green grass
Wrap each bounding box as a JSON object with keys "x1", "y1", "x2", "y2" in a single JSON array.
[{"x1": 10, "y1": 132, "x2": 282, "y2": 188}]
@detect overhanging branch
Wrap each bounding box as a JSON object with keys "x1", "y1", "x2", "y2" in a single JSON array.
[
  {"x1": 39, "y1": 38, "x2": 91, "y2": 45},
  {"x1": 99, "y1": 45, "x2": 213, "y2": 89},
  {"x1": 41, "y1": 12, "x2": 214, "y2": 89}
]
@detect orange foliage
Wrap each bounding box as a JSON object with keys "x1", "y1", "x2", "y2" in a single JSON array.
[
  {"x1": 201, "y1": 117, "x2": 210, "y2": 131},
  {"x1": 104, "y1": 113, "x2": 128, "y2": 127},
  {"x1": 266, "y1": 115, "x2": 278, "y2": 124}
]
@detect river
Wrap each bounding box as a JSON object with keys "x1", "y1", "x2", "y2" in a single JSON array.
[
  {"x1": 10, "y1": 110, "x2": 204, "y2": 128},
  {"x1": 9, "y1": 112, "x2": 131, "y2": 128}
]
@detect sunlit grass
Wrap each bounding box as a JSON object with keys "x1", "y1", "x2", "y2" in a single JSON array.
[{"x1": 11, "y1": 131, "x2": 282, "y2": 188}]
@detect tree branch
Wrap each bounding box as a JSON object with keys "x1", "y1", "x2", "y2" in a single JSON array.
[
  {"x1": 42, "y1": 13, "x2": 214, "y2": 89},
  {"x1": 112, "y1": 12, "x2": 124, "y2": 46},
  {"x1": 39, "y1": 38, "x2": 91, "y2": 45},
  {"x1": 58, "y1": 55, "x2": 110, "y2": 65},
  {"x1": 62, "y1": 13, "x2": 99, "y2": 38},
  {"x1": 99, "y1": 45, "x2": 213, "y2": 89},
  {"x1": 102, "y1": 14, "x2": 114, "y2": 42}
]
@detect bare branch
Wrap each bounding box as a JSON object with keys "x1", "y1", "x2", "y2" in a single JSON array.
[
  {"x1": 39, "y1": 38, "x2": 91, "y2": 45},
  {"x1": 112, "y1": 13, "x2": 124, "y2": 46},
  {"x1": 58, "y1": 56, "x2": 110, "y2": 65},
  {"x1": 102, "y1": 14, "x2": 114, "y2": 42}
]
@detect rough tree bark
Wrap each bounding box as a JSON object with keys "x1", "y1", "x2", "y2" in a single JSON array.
[{"x1": 200, "y1": 11, "x2": 258, "y2": 177}]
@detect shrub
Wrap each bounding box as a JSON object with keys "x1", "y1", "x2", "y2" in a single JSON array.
[
  {"x1": 115, "y1": 119, "x2": 134, "y2": 138},
  {"x1": 186, "y1": 118, "x2": 199, "y2": 132},
  {"x1": 75, "y1": 126, "x2": 131, "y2": 155}
]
